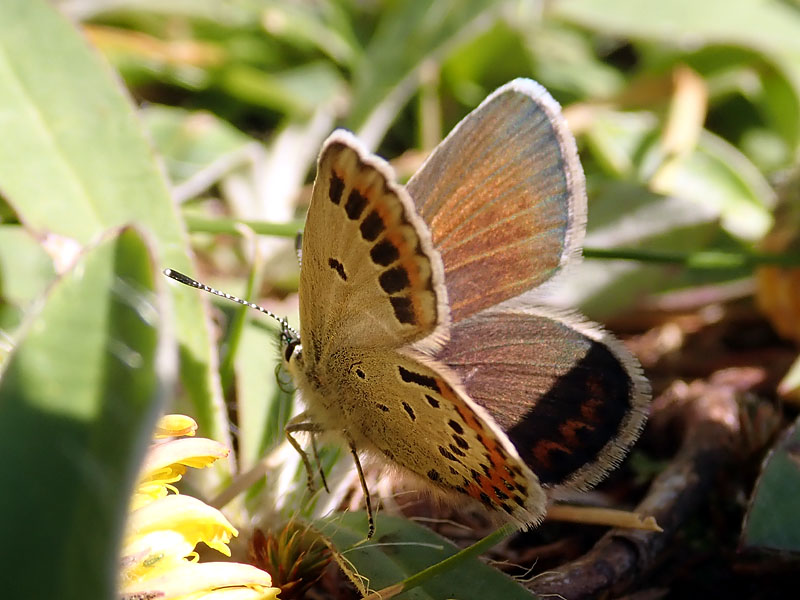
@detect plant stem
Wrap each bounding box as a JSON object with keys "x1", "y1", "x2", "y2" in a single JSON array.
[
  {"x1": 583, "y1": 247, "x2": 800, "y2": 268},
  {"x1": 184, "y1": 215, "x2": 800, "y2": 268},
  {"x1": 185, "y1": 215, "x2": 303, "y2": 238}
]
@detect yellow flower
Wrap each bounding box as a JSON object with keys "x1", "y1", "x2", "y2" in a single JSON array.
[{"x1": 120, "y1": 415, "x2": 280, "y2": 600}]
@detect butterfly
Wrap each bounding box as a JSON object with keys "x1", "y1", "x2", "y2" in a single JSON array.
[
  {"x1": 165, "y1": 78, "x2": 650, "y2": 539},
  {"x1": 280, "y1": 78, "x2": 650, "y2": 536}
]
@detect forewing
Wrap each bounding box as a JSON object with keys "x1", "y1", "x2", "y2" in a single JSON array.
[
  {"x1": 406, "y1": 79, "x2": 586, "y2": 322},
  {"x1": 299, "y1": 131, "x2": 448, "y2": 364},
  {"x1": 343, "y1": 347, "x2": 546, "y2": 528},
  {"x1": 435, "y1": 307, "x2": 650, "y2": 491}
]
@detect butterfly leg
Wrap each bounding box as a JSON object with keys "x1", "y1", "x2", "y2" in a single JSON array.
[
  {"x1": 346, "y1": 438, "x2": 375, "y2": 539},
  {"x1": 309, "y1": 434, "x2": 330, "y2": 493},
  {"x1": 285, "y1": 414, "x2": 326, "y2": 493}
]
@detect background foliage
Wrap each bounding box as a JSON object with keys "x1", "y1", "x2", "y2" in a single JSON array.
[{"x1": 2, "y1": 0, "x2": 800, "y2": 597}]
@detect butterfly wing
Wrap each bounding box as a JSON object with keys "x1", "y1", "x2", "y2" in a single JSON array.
[
  {"x1": 435, "y1": 306, "x2": 650, "y2": 492},
  {"x1": 299, "y1": 130, "x2": 449, "y2": 364},
  {"x1": 335, "y1": 346, "x2": 547, "y2": 527},
  {"x1": 406, "y1": 79, "x2": 586, "y2": 323}
]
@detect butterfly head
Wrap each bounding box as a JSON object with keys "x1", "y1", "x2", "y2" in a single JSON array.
[{"x1": 280, "y1": 318, "x2": 303, "y2": 368}]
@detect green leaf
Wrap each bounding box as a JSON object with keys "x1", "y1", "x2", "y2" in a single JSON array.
[
  {"x1": 219, "y1": 61, "x2": 345, "y2": 118},
  {"x1": 742, "y1": 415, "x2": 800, "y2": 553},
  {"x1": 260, "y1": 1, "x2": 361, "y2": 67},
  {"x1": 0, "y1": 227, "x2": 170, "y2": 599},
  {"x1": 235, "y1": 321, "x2": 293, "y2": 470},
  {"x1": 316, "y1": 512, "x2": 536, "y2": 599},
  {"x1": 551, "y1": 182, "x2": 726, "y2": 319},
  {"x1": 0, "y1": 225, "x2": 55, "y2": 331},
  {"x1": 0, "y1": 0, "x2": 227, "y2": 444},
  {"x1": 553, "y1": 0, "x2": 800, "y2": 141},
  {"x1": 142, "y1": 104, "x2": 253, "y2": 192},
  {"x1": 586, "y1": 110, "x2": 775, "y2": 241},
  {"x1": 347, "y1": 0, "x2": 498, "y2": 147},
  {"x1": 644, "y1": 131, "x2": 775, "y2": 241}
]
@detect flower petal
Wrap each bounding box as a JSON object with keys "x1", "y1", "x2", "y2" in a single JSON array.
[
  {"x1": 132, "y1": 438, "x2": 230, "y2": 509},
  {"x1": 122, "y1": 561, "x2": 279, "y2": 600},
  {"x1": 142, "y1": 437, "x2": 230, "y2": 476},
  {"x1": 126, "y1": 494, "x2": 238, "y2": 556},
  {"x1": 120, "y1": 530, "x2": 195, "y2": 585},
  {"x1": 155, "y1": 414, "x2": 198, "y2": 438}
]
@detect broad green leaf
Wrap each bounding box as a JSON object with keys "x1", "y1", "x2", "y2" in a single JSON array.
[
  {"x1": 316, "y1": 512, "x2": 536, "y2": 599},
  {"x1": 0, "y1": 0, "x2": 227, "y2": 446},
  {"x1": 0, "y1": 225, "x2": 55, "y2": 331},
  {"x1": 742, "y1": 415, "x2": 800, "y2": 552},
  {"x1": 0, "y1": 227, "x2": 170, "y2": 599}
]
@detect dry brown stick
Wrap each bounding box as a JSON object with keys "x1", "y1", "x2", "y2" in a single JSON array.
[{"x1": 529, "y1": 371, "x2": 747, "y2": 599}]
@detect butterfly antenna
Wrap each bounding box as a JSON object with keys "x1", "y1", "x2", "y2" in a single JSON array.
[{"x1": 162, "y1": 268, "x2": 299, "y2": 339}]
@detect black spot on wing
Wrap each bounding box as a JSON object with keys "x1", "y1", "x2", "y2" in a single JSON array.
[
  {"x1": 438, "y1": 445, "x2": 459, "y2": 462},
  {"x1": 379, "y1": 266, "x2": 410, "y2": 294},
  {"x1": 328, "y1": 258, "x2": 347, "y2": 281},
  {"x1": 398, "y1": 366, "x2": 439, "y2": 392},
  {"x1": 360, "y1": 210, "x2": 385, "y2": 241},
  {"x1": 329, "y1": 172, "x2": 344, "y2": 204},
  {"x1": 376, "y1": 403, "x2": 389, "y2": 412},
  {"x1": 426, "y1": 395, "x2": 440, "y2": 408},
  {"x1": 345, "y1": 189, "x2": 368, "y2": 220},
  {"x1": 427, "y1": 469, "x2": 440, "y2": 482},
  {"x1": 389, "y1": 296, "x2": 416, "y2": 325},
  {"x1": 453, "y1": 434, "x2": 469, "y2": 450},
  {"x1": 449, "y1": 443, "x2": 466, "y2": 457},
  {"x1": 448, "y1": 419, "x2": 464, "y2": 435},
  {"x1": 402, "y1": 401, "x2": 416, "y2": 421},
  {"x1": 493, "y1": 486, "x2": 509, "y2": 500},
  {"x1": 370, "y1": 239, "x2": 399, "y2": 266}
]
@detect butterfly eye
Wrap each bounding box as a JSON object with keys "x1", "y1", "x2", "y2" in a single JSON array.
[{"x1": 284, "y1": 340, "x2": 301, "y2": 362}]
